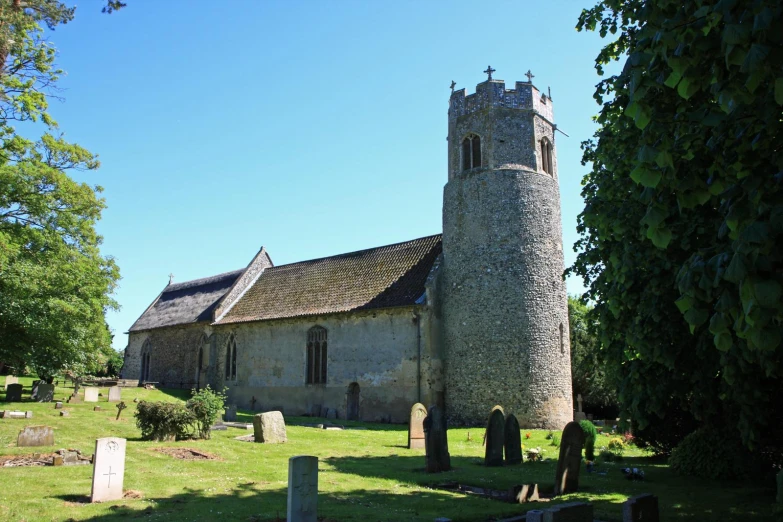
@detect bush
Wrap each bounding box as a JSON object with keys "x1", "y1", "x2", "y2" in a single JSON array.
[
  {"x1": 135, "y1": 401, "x2": 194, "y2": 441},
  {"x1": 580, "y1": 420, "x2": 597, "y2": 460},
  {"x1": 551, "y1": 433, "x2": 561, "y2": 447},
  {"x1": 607, "y1": 437, "x2": 625, "y2": 452},
  {"x1": 669, "y1": 427, "x2": 757, "y2": 480},
  {"x1": 632, "y1": 405, "x2": 699, "y2": 457},
  {"x1": 599, "y1": 449, "x2": 622, "y2": 462},
  {"x1": 186, "y1": 386, "x2": 227, "y2": 440}
]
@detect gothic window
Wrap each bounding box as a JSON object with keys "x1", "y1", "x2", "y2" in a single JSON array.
[
  {"x1": 225, "y1": 334, "x2": 237, "y2": 381},
  {"x1": 306, "y1": 326, "x2": 327, "y2": 385},
  {"x1": 541, "y1": 138, "x2": 554, "y2": 175},
  {"x1": 141, "y1": 340, "x2": 152, "y2": 382},
  {"x1": 461, "y1": 134, "x2": 481, "y2": 171}
]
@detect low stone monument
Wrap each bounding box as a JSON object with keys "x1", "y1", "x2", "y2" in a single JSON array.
[
  {"x1": 91, "y1": 437, "x2": 127, "y2": 502},
  {"x1": 253, "y1": 411, "x2": 287, "y2": 443},
  {"x1": 108, "y1": 386, "x2": 121, "y2": 402},
  {"x1": 526, "y1": 502, "x2": 594, "y2": 522},
  {"x1": 54, "y1": 402, "x2": 63, "y2": 409},
  {"x1": 18, "y1": 426, "x2": 54, "y2": 447},
  {"x1": 554, "y1": 422, "x2": 585, "y2": 495},
  {"x1": 3, "y1": 375, "x2": 18, "y2": 390},
  {"x1": 224, "y1": 404, "x2": 237, "y2": 422},
  {"x1": 484, "y1": 408, "x2": 505, "y2": 467},
  {"x1": 84, "y1": 387, "x2": 99, "y2": 402},
  {"x1": 504, "y1": 414, "x2": 522, "y2": 465},
  {"x1": 2, "y1": 410, "x2": 32, "y2": 419},
  {"x1": 5, "y1": 383, "x2": 23, "y2": 402},
  {"x1": 34, "y1": 383, "x2": 55, "y2": 402},
  {"x1": 424, "y1": 405, "x2": 450, "y2": 472},
  {"x1": 623, "y1": 494, "x2": 659, "y2": 522},
  {"x1": 408, "y1": 403, "x2": 427, "y2": 449},
  {"x1": 287, "y1": 455, "x2": 318, "y2": 522},
  {"x1": 60, "y1": 410, "x2": 70, "y2": 417}
]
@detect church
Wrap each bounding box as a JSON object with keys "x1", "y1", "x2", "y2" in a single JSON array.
[{"x1": 124, "y1": 70, "x2": 573, "y2": 428}]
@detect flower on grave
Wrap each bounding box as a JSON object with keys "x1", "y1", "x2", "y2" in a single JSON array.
[{"x1": 525, "y1": 432, "x2": 532, "y2": 439}]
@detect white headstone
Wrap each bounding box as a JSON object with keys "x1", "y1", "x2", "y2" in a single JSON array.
[
  {"x1": 287, "y1": 455, "x2": 318, "y2": 522},
  {"x1": 90, "y1": 437, "x2": 126, "y2": 502},
  {"x1": 4, "y1": 375, "x2": 18, "y2": 390},
  {"x1": 108, "y1": 387, "x2": 121, "y2": 402},
  {"x1": 84, "y1": 387, "x2": 99, "y2": 402}
]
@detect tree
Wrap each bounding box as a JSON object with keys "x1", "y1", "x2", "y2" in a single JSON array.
[
  {"x1": 0, "y1": 1, "x2": 121, "y2": 381},
  {"x1": 571, "y1": 0, "x2": 783, "y2": 450}
]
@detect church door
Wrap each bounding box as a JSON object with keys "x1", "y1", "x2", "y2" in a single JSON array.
[{"x1": 347, "y1": 382, "x2": 360, "y2": 421}]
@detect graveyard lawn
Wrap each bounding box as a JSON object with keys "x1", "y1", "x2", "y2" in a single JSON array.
[{"x1": 0, "y1": 376, "x2": 779, "y2": 522}]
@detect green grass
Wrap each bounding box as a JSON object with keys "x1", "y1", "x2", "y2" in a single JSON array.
[{"x1": 0, "y1": 375, "x2": 779, "y2": 521}]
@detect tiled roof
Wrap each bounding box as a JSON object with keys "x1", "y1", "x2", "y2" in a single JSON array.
[
  {"x1": 129, "y1": 269, "x2": 244, "y2": 332},
  {"x1": 217, "y1": 234, "x2": 442, "y2": 325}
]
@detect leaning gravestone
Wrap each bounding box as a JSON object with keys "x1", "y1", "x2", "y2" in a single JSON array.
[
  {"x1": 504, "y1": 413, "x2": 522, "y2": 465},
  {"x1": 91, "y1": 437, "x2": 126, "y2": 502},
  {"x1": 5, "y1": 383, "x2": 23, "y2": 402},
  {"x1": 623, "y1": 493, "x2": 659, "y2": 522},
  {"x1": 287, "y1": 455, "x2": 318, "y2": 522},
  {"x1": 224, "y1": 404, "x2": 237, "y2": 422},
  {"x1": 484, "y1": 408, "x2": 505, "y2": 466},
  {"x1": 34, "y1": 383, "x2": 55, "y2": 402},
  {"x1": 84, "y1": 387, "x2": 99, "y2": 402},
  {"x1": 424, "y1": 405, "x2": 451, "y2": 472},
  {"x1": 4, "y1": 375, "x2": 18, "y2": 390},
  {"x1": 408, "y1": 403, "x2": 427, "y2": 449},
  {"x1": 108, "y1": 387, "x2": 121, "y2": 402},
  {"x1": 554, "y1": 421, "x2": 585, "y2": 495},
  {"x1": 18, "y1": 426, "x2": 55, "y2": 447},
  {"x1": 253, "y1": 411, "x2": 287, "y2": 443}
]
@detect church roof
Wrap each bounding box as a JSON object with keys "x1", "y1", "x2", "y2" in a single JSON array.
[
  {"x1": 128, "y1": 269, "x2": 244, "y2": 332},
  {"x1": 216, "y1": 234, "x2": 442, "y2": 325}
]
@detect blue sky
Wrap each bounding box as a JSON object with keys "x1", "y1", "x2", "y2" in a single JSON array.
[{"x1": 43, "y1": 1, "x2": 615, "y2": 350}]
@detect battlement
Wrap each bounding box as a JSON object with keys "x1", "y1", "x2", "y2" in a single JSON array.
[{"x1": 449, "y1": 79, "x2": 554, "y2": 123}]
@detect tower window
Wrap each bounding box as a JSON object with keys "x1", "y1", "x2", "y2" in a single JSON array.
[
  {"x1": 306, "y1": 326, "x2": 328, "y2": 384},
  {"x1": 225, "y1": 334, "x2": 237, "y2": 381},
  {"x1": 541, "y1": 138, "x2": 554, "y2": 175},
  {"x1": 462, "y1": 135, "x2": 481, "y2": 171}
]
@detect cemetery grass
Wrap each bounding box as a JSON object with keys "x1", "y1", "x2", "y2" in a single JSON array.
[{"x1": 0, "y1": 377, "x2": 779, "y2": 522}]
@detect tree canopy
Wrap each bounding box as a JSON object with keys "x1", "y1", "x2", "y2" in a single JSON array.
[{"x1": 571, "y1": 0, "x2": 782, "y2": 449}]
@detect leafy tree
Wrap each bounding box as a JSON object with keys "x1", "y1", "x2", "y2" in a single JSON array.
[
  {"x1": 571, "y1": 0, "x2": 783, "y2": 450},
  {"x1": 0, "y1": 1, "x2": 121, "y2": 381}
]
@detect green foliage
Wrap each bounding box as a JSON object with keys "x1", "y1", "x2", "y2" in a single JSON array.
[
  {"x1": 607, "y1": 437, "x2": 625, "y2": 452},
  {"x1": 186, "y1": 386, "x2": 227, "y2": 440},
  {"x1": 571, "y1": 0, "x2": 783, "y2": 450},
  {"x1": 580, "y1": 420, "x2": 598, "y2": 460},
  {"x1": 134, "y1": 401, "x2": 195, "y2": 441},
  {"x1": 550, "y1": 433, "x2": 561, "y2": 447},
  {"x1": 599, "y1": 448, "x2": 623, "y2": 462},
  {"x1": 669, "y1": 427, "x2": 756, "y2": 480}
]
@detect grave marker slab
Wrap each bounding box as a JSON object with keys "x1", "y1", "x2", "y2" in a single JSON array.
[
  {"x1": 408, "y1": 403, "x2": 427, "y2": 449},
  {"x1": 91, "y1": 437, "x2": 126, "y2": 502},
  {"x1": 54, "y1": 402, "x2": 63, "y2": 409},
  {"x1": 84, "y1": 387, "x2": 99, "y2": 402},
  {"x1": 3, "y1": 375, "x2": 18, "y2": 390},
  {"x1": 33, "y1": 383, "x2": 55, "y2": 402},
  {"x1": 253, "y1": 411, "x2": 287, "y2": 443},
  {"x1": 17, "y1": 426, "x2": 54, "y2": 447},
  {"x1": 554, "y1": 422, "x2": 585, "y2": 495},
  {"x1": 424, "y1": 405, "x2": 450, "y2": 472},
  {"x1": 108, "y1": 387, "x2": 121, "y2": 402},
  {"x1": 526, "y1": 502, "x2": 594, "y2": 522},
  {"x1": 287, "y1": 455, "x2": 318, "y2": 522},
  {"x1": 623, "y1": 494, "x2": 659, "y2": 522},
  {"x1": 5, "y1": 383, "x2": 23, "y2": 402},
  {"x1": 485, "y1": 408, "x2": 505, "y2": 466},
  {"x1": 224, "y1": 404, "x2": 237, "y2": 422},
  {"x1": 504, "y1": 414, "x2": 522, "y2": 465},
  {"x1": 60, "y1": 410, "x2": 70, "y2": 417},
  {"x1": 325, "y1": 408, "x2": 337, "y2": 420}
]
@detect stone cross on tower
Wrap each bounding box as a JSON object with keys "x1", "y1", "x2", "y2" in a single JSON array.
[
  {"x1": 525, "y1": 69, "x2": 535, "y2": 83},
  {"x1": 483, "y1": 65, "x2": 496, "y2": 81},
  {"x1": 168, "y1": 273, "x2": 175, "y2": 285},
  {"x1": 450, "y1": 80, "x2": 456, "y2": 93}
]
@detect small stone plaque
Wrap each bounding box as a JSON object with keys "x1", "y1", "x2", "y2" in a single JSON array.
[
  {"x1": 5, "y1": 383, "x2": 23, "y2": 402},
  {"x1": 17, "y1": 426, "x2": 55, "y2": 447},
  {"x1": 84, "y1": 387, "x2": 99, "y2": 402},
  {"x1": 60, "y1": 411, "x2": 70, "y2": 417},
  {"x1": 91, "y1": 437, "x2": 126, "y2": 502},
  {"x1": 54, "y1": 402, "x2": 63, "y2": 409},
  {"x1": 408, "y1": 403, "x2": 427, "y2": 449},
  {"x1": 94, "y1": 406, "x2": 102, "y2": 411},
  {"x1": 108, "y1": 387, "x2": 121, "y2": 402},
  {"x1": 287, "y1": 455, "x2": 318, "y2": 522}
]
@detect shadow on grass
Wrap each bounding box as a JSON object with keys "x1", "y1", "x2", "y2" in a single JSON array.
[{"x1": 155, "y1": 387, "x2": 192, "y2": 401}]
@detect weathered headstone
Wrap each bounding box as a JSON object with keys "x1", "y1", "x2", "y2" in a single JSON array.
[
  {"x1": 526, "y1": 502, "x2": 594, "y2": 522},
  {"x1": 554, "y1": 422, "x2": 585, "y2": 495},
  {"x1": 84, "y1": 387, "x2": 99, "y2": 402},
  {"x1": 34, "y1": 383, "x2": 55, "y2": 402},
  {"x1": 67, "y1": 394, "x2": 82, "y2": 404},
  {"x1": 108, "y1": 386, "x2": 121, "y2": 402},
  {"x1": 484, "y1": 408, "x2": 505, "y2": 466},
  {"x1": 287, "y1": 455, "x2": 318, "y2": 522},
  {"x1": 576, "y1": 394, "x2": 583, "y2": 413},
  {"x1": 94, "y1": 406, "x2": 102, "y2": 411},
  {"x1": 60, "y1": 410, "x2": 70, "y2": 417},
  {"x1": 224, "y1": 404, "x2": 238, "y2": 422},
  {"x1": 408, "y1": 403, "x2": 427, "y2": 449},
  {"x1": 623, "y1": 494, "x2": 659, "y2": 522},
  {"x1": 5, "y1": 383, "x2": 23, "y2": 402},
  {"x1": 54, "y1": 402, "x2": 63, "y2": 409},
  {"x1": 424, "y1": 405, "x2": 450, "y2": 472},
  {"x1": 253, "y1": 411, "x2": 287, "y2": 443},
  {"x1": 325, "y1": 408, "x2": 337, "y2": 420},
  {"x1": 3, "y1": 375, "x2": 18, "y2": 390},
  {"x1": 17, "y1": 426, "x2": 54, "y2": 447},
  {"x1": 91, "y1": 437, "x2": 127, "y2": 502},
  {"x1": 504, "y1": 413, "x2": 522, "y2": 465}
]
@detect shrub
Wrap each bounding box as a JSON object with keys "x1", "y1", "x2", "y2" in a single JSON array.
[
  {"x1": 580, "y1": 420, "x2": 597, "y2": 460},
  {"x1": 550, "y1": 433, "x2": 561, "y2": 447},
  {"x1": 669, "y1": 427, "x2": 757, "y2": 480},
  {"x1": 186, "y1": 386, "x2": 227, "y2": 440},
  {"x1": 135, "y1": 401, "x2": 194, "y2": 441},
  {"x1": 599, "y1": 449, "x2": 622, "y2": 462},
  {"x1": 607, "y1": 437, "x2": 625, "y2": 452}
]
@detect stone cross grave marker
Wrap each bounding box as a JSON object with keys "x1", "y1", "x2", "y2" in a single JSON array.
[
  {"x1": 4, "y1": 375, "x2": 18, "y2": 390},
  {"x1": 623, "y1": 494, "x2": 659, "y2": 522},
  {"x1": 504, "y1": 413, "x2": 522, "y2": 465},
  {"x1": 108, "y1": 386, "x2": 121, "y2": 402},
  {"x1": 18, "y1": 425, "x2": 54, "y2": 447},
  {"x1": 408, "y1": 403, "x2": 427, "y2": 449},
  {"x1": 287, "y1": 455, "x2": 318, "y2": 522},
  {"x1": 91, "y1": 437, "x2": 126, "y2": 502},
  {"x1": 576, "y1": 394, "x2": 583, "y2": 413},
  {"x1": 554, "y1": 421, "x2": 585, "y2": 495},
  {"x1": 84, "y1": 387, "x2": 99, "y2": 402},
  {"x1": 115, "y1": 401, "x2": 127, "y2": 420},
  {"x1": 484, "y1": 408, "x2": 505, "y2": 466},
  {"x1": 424, "y1": 405, "x2": 451, "y2": 472},
  {"x1": 253, "y1": 411, "x2": 287, "y2": 443},
  {"x1": 5, "y1": 383, "x2": 23, "y2": 402}
]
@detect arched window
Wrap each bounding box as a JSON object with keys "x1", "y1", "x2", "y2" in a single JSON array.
[
  {"x1": 541, "y1": 138, "x2": 554, "y2": 175},
  {"x1": 559, "y1": 323, "x2": 565, "y2": 354},
  {"x1": 225, "y1": 334, "x2": 237, "y2": 381},
  {"x1": 461, "y1": 134, "x2": 481, "y2": 171},
  {"x1": 306, "y1": 326, "x2": 327, "y2": 384},
  {"x1": 141, "y1": 340, "x2": 152, "y2": 382}
]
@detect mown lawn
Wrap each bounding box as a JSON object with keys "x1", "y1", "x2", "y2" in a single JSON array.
[{"x1": 0, "y1": 376, "x2": 779, "y2": 521}]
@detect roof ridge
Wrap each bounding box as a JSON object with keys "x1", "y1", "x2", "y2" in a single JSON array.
[{"x1": 164, "y1": 268, "x2": 244, "y2": 292}]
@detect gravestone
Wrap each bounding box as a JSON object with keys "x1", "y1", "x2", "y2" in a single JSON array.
[
  {"x1": 325, "y1": 408, "x2": 337, "y2": 420},
  {"x1": 526, "y1": 502, "x2": 594, "y2": 522},
  {"x1": 309, "y1": 404, "x2": 322, "y2": 417},
  {"x1": 484, "y1": 408, "x2": 505, "y2": 466},
  {"x1": 54, "y1": 402, "x2": 63, "y2": 409},
  {"x1": 17, "y1": 426, "x2": 54, "y2": 447},
  {"x1": 34, "y1": 383, "x2": 55, "y2": 402},
  {"x1": 108, "y1": 387, "x2": 121, "y2": 402},
  {"x1": 623, "y1": 494, "x2": 659, "y2": 522},
  {"x1": 60, "y1": 410, "x2": 70, "y2": 417},
  {"x1": 224, "y1": 404, "x2": 237, "y2": 422},
  {"x1": 408, "y1": 403, "x2": 427, "y2": 449},
  {"x1": 554, "y1": 422, "x2": 585, "y2": 495},
  {"x1": 287, "y1": 455, "x2": 318, "y2": 522},
  {"x1": 91, "y1": 437, "x2": 127, "y2": 502},
  {"x1": 3, "y1": 375, "x2": 18, "y2": 390},
  {"x1": 67, "y1": 394, "x2": 82, "y2": 404},
  {"x1": 504, "y1": 414, "x2": 522, "y2": 465},
  {"x1": 84, "y1": 387, "x2": 99, "y2": 402},
  {"x1": 253, "y1": 411, "x2": 287, "y2": 443},
  {"x1": 5, "y1": 383, "x2": 23, "y2": 402},
  {"x1": 424, "y1": 405, "x2": 451, "y2": 472}
]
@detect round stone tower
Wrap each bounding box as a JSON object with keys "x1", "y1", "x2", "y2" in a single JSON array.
[{"x1": 441, "y1": 71, "x2": 572, "y2": 428}]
